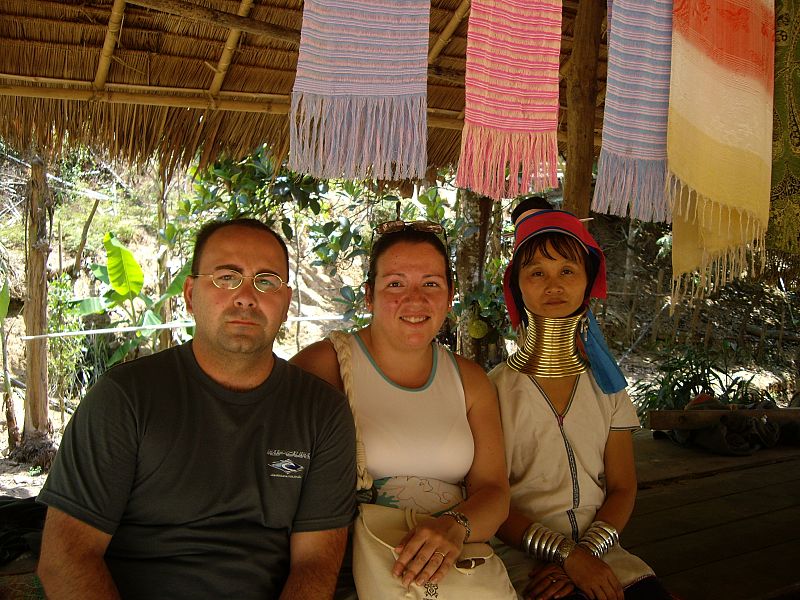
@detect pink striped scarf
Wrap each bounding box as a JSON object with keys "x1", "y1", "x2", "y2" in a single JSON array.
[
  {"x1": 668, "y1": 0, "x2": 774, "y2": 298},
  {"x1": 457, "y1": 0, "x2": 561, "y2": 200},
  {"x1": 289, "y1": 0, "x2": 429, "y2": 180}
]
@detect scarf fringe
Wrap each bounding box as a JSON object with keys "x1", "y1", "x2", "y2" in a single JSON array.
[
  {"x1": 288, "y1": 92, "x2": 427, "y2": 180},
  {"x1": 457, "y1": 122, "x2": 557, "y2": 200},
  {"x1": 592, "y1": 153, "x2": 670, "y2": 222},
  {"x1": 668, "y1": 173, "x2": 767, "y2": 304}
]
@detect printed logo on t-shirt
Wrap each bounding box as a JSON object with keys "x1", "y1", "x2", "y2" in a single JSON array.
[
  {"x1": 269, "y1": 459, "x2": 304, "y2": 476},
  {"x1": 266, "y1": 449, "x2": 309, "y2": 479}
]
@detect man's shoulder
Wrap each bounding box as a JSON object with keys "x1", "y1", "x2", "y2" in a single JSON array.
[
  {"x1": 280, "y1": 358, "x2": 347, "y2": 403},
  {"x1": 100, "y1": 344, "x2": 186, "y2": 384}
]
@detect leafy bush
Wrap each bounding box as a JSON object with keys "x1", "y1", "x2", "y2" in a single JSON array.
[{"x1": 630, "y1": 344, "x2": 771, "y2": 421}]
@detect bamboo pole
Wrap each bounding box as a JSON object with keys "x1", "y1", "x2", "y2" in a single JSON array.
[
  {"x1": 428, "y1": 0, "x2": 470, "y2": 64},
  {"x1": 125, "y1": 0, "x2": 301, "y2": 45},
  {"x1": 209, "y1": 0, "x2": 255, "y2": 95},
  {"x1": 0, "y1": 72, "x2": 289, "y2": 100},
  {"x1": 94, "y1": 0, "x2": 128, "y2": 90},
  {"x1": 0, "y1": 84, "x2": 291, "y2": 113},
  {"x1": 0, "y1": 84, "x2": 603, "y2": 142}
]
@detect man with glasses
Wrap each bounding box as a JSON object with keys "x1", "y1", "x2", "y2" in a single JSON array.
[{"x1": 37, "y1": 218, "x2": 357, "y2": 599}]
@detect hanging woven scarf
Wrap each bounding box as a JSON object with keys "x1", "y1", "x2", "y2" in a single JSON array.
[
  {"x1": 769, "y1": 0, "x2": 800, "y2": 256},
  {"x1": 592, "y1": 0, "x2": 673, "y2": 222},
  {"x1": 457, "y1": 0, "x2": 561, "y2": 200},
  {"x1": 667, "y1": 0, "x2": 775, "y2": 298},
  {"x1": 289, "y1": 0, "x2": 429, "y2": 180}
]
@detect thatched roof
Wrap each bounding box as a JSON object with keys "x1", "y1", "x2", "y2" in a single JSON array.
[{"x1": 0, "y1": 0, "x2": 606, "y2": 175}]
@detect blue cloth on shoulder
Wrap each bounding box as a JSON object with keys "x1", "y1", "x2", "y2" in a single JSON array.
[{"x1": 582, "y1": 309, "x2": 627, "y2": 394}]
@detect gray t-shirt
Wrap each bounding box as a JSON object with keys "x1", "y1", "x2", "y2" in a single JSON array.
[{"x1": 38, "y1": 342, "x2": 357, "y2": 599}]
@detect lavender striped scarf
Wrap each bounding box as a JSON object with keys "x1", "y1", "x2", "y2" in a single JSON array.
[
  {"x1": 289, "y1": 0, "x2": 429, "y2": 180},
  {"x1": 591, "y1": 0, "x2": 673, "y2": 222}
]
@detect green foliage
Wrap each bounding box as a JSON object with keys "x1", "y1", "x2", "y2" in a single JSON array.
[
  {"x1": 180, "y1": 144, "x2": 328, "y2": 246},
  {"x1": 655, "y1": 232, "x2": 672, "y2": 261},
  {"x1": 452, "y1": 257, "x2": 512, "y2": 343},
  {"x1": 103, "y1": 232, "x2": 145, "y2": 300},
  {"x1": 76, "y1": 233, "x2": 190, "y2": 365},
  {"x1": 47, "y1": 273, "x2": 88, "y2": 403},
  {"x1": 630, "y1": 344, "x2": 770, "y2": 421}
]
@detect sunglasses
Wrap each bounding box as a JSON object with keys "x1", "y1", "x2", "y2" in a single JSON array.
[{"x1": 374, "y1": 220, "x2": 445, "y2": 237}]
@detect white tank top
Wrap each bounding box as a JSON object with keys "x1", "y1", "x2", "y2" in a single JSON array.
[{"x1": 348, "y1": 333, "x2": 475, "y2": 483}]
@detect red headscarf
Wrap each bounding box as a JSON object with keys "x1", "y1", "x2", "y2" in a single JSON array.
[{"x1": 503, "y1": 210, "x2": 607, "y2": 329}]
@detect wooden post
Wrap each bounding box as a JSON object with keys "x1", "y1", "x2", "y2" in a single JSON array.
[
  {"x1": 563, "y1": 1, "x2": 604, "y2": 218},
  {"x1": 23, "y1": 157, "x2": 53, "y2": 441},
  {"x1": 650, "y1": 268, "x2": 665, "y2": 345}
]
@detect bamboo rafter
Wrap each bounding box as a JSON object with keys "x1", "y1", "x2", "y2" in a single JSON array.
[
  {"x1": 94, "y1": 0, "x2": 128, "y2": 90},
  {"x1": 209, "y1": 0, "x2": 255, "y2": 94},
  {"x1": 126, "y1": 0, "x2": 301, "y2": 45},
  {"x1": 429, "y1": 0, "x2": 470, "y2": 64}
]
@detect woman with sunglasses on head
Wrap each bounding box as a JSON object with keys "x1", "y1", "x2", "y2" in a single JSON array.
[
  {"x1": 291, "y1": 217, "x2": 511, "y2": 598},
  {"x1": 491, "y1": 199, "x2": 672, "y2": 600}
]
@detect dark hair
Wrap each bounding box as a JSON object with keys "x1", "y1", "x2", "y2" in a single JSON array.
[
  {"x1": 191, "y1": 218, "x2": 289, "y2": 278},
  {"x1": 511, "y1": 195, "x2": 553, "y2": 224},
  {"x1": 366, "y1": 228, "x2": 453, "y2": 293}
]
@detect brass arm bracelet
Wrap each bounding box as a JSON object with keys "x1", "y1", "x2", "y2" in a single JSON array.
[
  {"x1": 521, "y1": 523, "x2": 575, "y2": 566},
  {"x1": 442, "y1": 510, "x2": 471, "y2": 543},
  {"x1": 578, "y1": 520, "x2": 619, "y2": 557}
]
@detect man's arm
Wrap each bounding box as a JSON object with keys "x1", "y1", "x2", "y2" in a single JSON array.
[
  {"x1": 279, "y1": 527, "x2": 349, "y2": 600},
  {"x1": 37, "y1": 507, "x2": 121, "y2": 600}
]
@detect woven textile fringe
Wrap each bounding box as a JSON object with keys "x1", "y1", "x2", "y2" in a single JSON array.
[
  {"x1": 668, "y1": 175, "x2": 766, "y2": 303},
  {"x1": 290, "y1": 93, "x2": 427, "y2": 180},
  {"x1": 667, "y1": 0, "x2": 774, "y2": 300},
  {"x1": 457, "y1": 0, "x2": 561, "y2": 200},
  {"x1": 289, "y1": 0, "x2": 429, "y2": 180},
  {"x1": 592, "y1": 0, "x2": 672, "y2": 222},
  {"x1": 459, "y1": 123, "x2": 557, "y2": 202},
  {"x1": 593, "y1": 154, "x2": 670, "y2": 222}
]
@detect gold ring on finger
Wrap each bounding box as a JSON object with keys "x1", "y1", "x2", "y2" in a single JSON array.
[{"x1": 433, "y1": 551, "x2": 446, "y2": 559}]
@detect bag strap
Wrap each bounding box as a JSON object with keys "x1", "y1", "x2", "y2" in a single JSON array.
[{"x1": 329, "y1": 330, "x2": 374, "y2": 491}]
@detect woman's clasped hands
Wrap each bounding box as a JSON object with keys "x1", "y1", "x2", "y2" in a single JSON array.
[
  {"x1": 524, "y1": 563, "x2": 574, "y2": 600},
  {"x1": 391, "y1": 515, "x2": 466, "y2": 588}
]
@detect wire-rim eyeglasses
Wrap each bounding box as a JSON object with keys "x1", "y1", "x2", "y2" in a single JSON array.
[{"x1": 191, "y1": 269, "x2": 286, "y2": 293}]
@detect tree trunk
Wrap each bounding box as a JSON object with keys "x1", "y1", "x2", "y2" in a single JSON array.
[
  {"x1": 2, "y1": 323, "x2": 21, "y2": 452},
  {"x1": 157, "y1": 175, "x2": 173, "y2": 352},
  {"x1": 455, "y1": 189, "x2": 492, "y2": 365},
  {"x1": 563, "y1": 1, "x2": 604, "y2": 218},
  {"x1": 17, "y1": 156, "x2": 56, "y2": 468}
]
